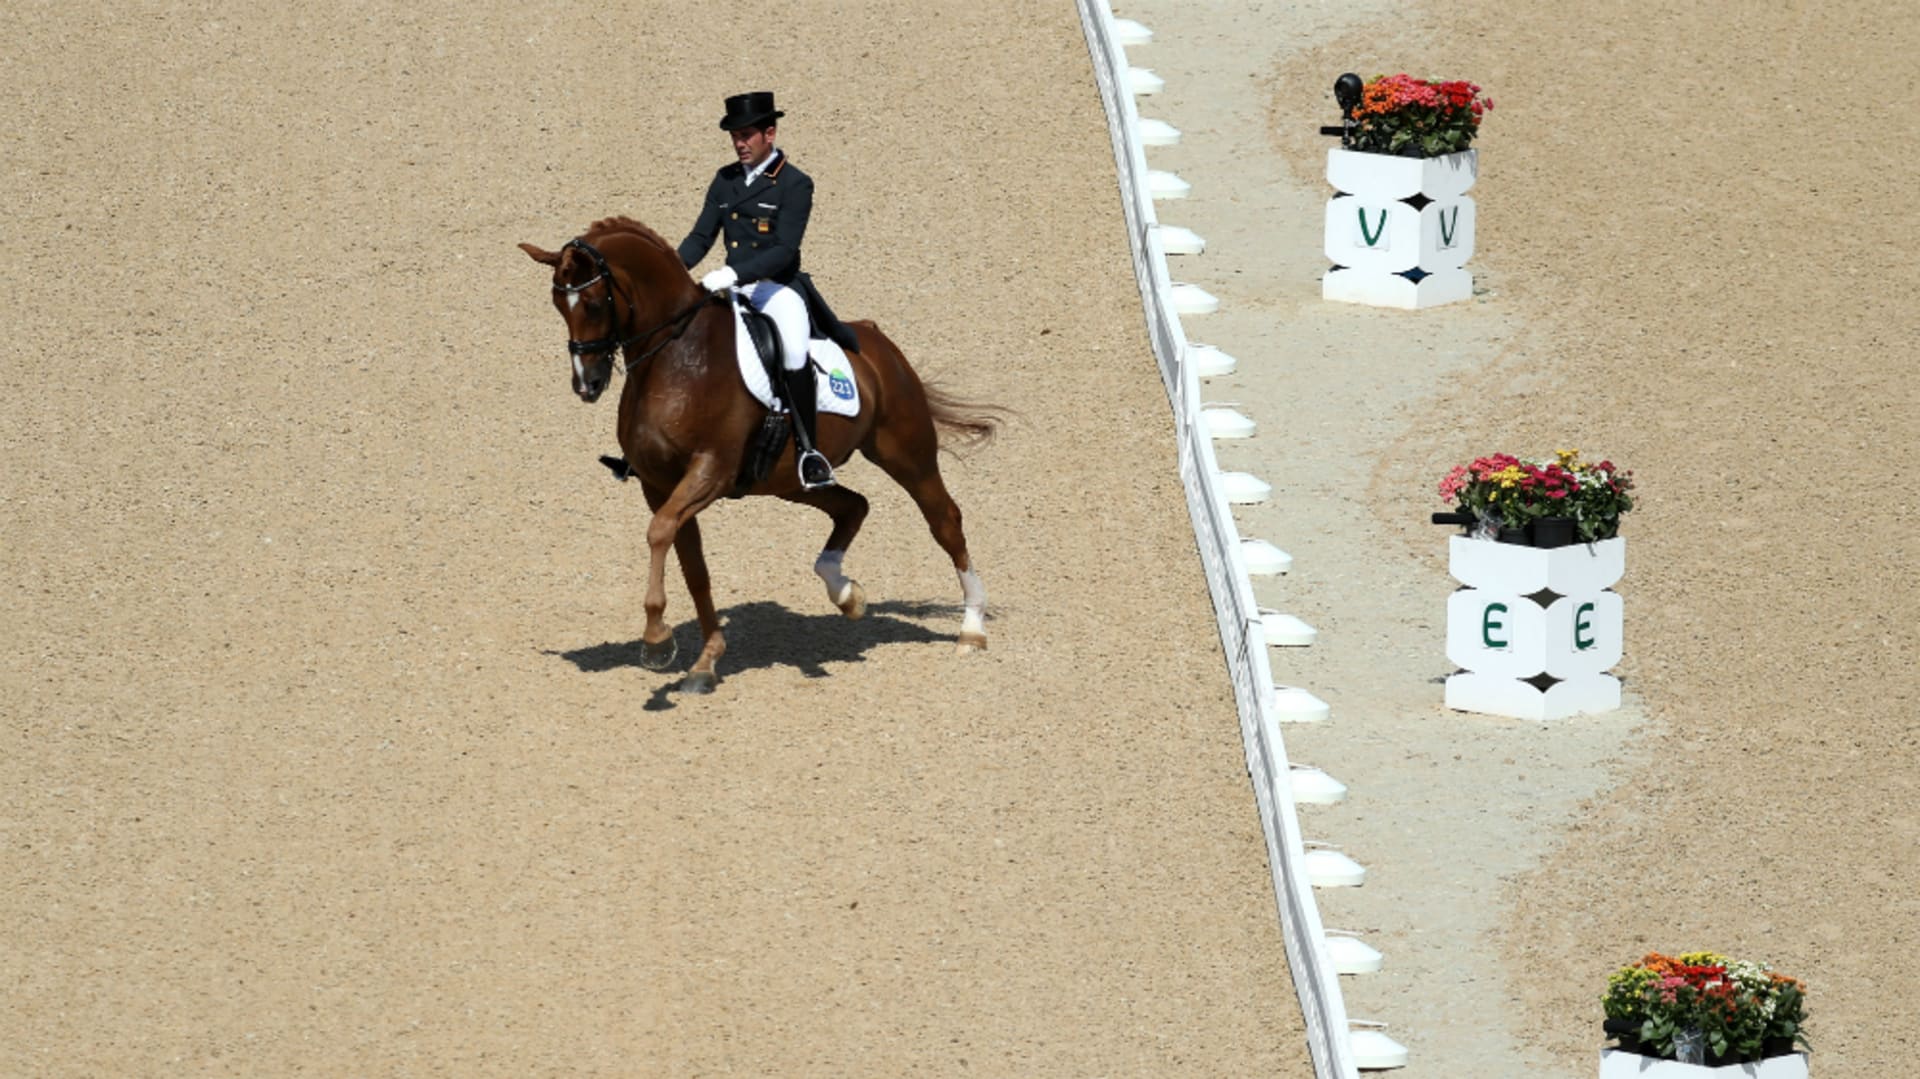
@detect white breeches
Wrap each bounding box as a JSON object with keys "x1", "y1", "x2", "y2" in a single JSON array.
[{"x1": 743, "y1": 280, "x2": 809, "y2": 371}]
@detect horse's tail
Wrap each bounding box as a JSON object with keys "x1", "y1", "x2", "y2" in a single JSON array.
[{"x1": 922, "y1": 379, "x2": 1011, "y2": 454}]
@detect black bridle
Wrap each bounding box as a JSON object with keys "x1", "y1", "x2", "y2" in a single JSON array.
[{"x1": 553, "y1": 238, "x2": 709, "y2": 373}]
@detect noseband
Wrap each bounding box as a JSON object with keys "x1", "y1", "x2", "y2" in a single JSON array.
[{"x1": 553, "y1": 238, "x2": 712, "y2": 375}]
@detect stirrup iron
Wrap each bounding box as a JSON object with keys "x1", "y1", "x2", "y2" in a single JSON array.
[{"x1": 797, "y1": 448, "x2": 835, "y2": 489}]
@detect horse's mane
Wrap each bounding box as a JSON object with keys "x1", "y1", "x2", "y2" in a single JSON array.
[{"x1": 582, "y1": 215, "x2": 677, "y2": 258}]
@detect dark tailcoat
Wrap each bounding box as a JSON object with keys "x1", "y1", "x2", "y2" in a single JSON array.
[
  {"x1": 678, "y1": 151, "x2": 858, "y2": 351},
  {"x1": 677, "y1": 151, "x2": 811, "y2": 285}
]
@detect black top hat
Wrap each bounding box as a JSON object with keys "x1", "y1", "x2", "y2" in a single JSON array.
[{"x1": 719, "y1": 91, "x2": 784, "y2": 131}]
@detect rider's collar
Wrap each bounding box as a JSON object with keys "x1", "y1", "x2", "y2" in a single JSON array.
[{"x1": 744, "y1": 149, "x2": 783, "y2": 185}]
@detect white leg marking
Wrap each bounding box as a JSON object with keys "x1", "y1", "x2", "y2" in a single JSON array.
[
  {"x1": 958, "y1": 566, "x2": 987, "y2": 637},
  {"x1": 814, "y1": 549, "x2": 854, "y2": 606}
]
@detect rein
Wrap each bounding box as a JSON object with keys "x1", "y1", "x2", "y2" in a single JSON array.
[{"x1": 555, "y1": 237, "x2": 712, "y2": 376}]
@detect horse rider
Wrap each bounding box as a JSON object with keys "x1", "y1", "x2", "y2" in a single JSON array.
[{"x1": 677, "y1": 91, "x2": 835, "y2": 489}]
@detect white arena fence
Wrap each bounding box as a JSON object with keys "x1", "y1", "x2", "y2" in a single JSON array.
[{"x1": 1074, "y1": 2, "x2": 1362, "y2": 1077}]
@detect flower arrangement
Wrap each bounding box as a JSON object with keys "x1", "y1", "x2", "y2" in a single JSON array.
[
  {"x1": 1347, "y1": 74, "x2": 1492, "y2": 158},
  {"x1": 1603, "y1": 952, "x2": 1808, "y2": 1065},
  {"x1": 1437, "y1": 448, "x2": 1634, "y2": 542}
]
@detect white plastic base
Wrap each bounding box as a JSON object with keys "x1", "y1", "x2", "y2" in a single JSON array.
[
  {"x1": 1137, "y1": 118, "x2": 1181, "y2": 146},
  {"x1": 1215, "y1": 471, "x2": 1269, "y2": 504},
  {"x1": 1147, "y1": 169, "x2": 1189, "y2": 200},
  {"x1": 1599, "y1": 1049, "x2": 1807, "y2": 1078},
  {"x1": 1126, "y1": 67, "x2": 1163, "y2": 95},
  {"x1": 1350, "y1": 1028, "x2": 1409, "y2": 1069},
  {"x1": 1304, "y1": 848, "x2": 1366, "y2": 887},
  {"x1": 1241, "y1": 539, "x2": 1291, "y2": 575},
  {"x1": 1325, "y1": 933, "x2": 1382, "y2": 973},
  {"x1": 1158, "y1": 224, "x2": 1205, "y2": 253},
  {"x1": 1169, "y1": 282, "x2": 1217, "y2": 313},
  {"x1": 1201, "y1": 407, "x2": 1254, "y2": 439},
  {"x1": 1445, "y1": 672, "x2": 1621, "y2": 721},
  {"x1": 1259, "y1": 609, "x2": 1317, "y2": 646},
  {"x1": 1271, "y1": 684, "x2": 1329, "y2": 722},
  {"x1": 1288, "y1": 766, "x2": 1348, "y2": 805},
  {"x1": 1113, "y1": 17, "x2": 1152, "y2": 45},
  {"x1": 1188, "y1": 344, "x2": 1237, "y2": 377},
  {"x1": 1323, "y1": 267, "x2": 1472, "y2": 309}
]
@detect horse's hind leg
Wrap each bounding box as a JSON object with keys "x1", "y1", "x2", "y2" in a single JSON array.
[
  {"x1": 867, "y1": 437, "x2": 986, "y2": 653},
  {"x1": 780, "y1": 485, "x2": 871, "y2": 619}
]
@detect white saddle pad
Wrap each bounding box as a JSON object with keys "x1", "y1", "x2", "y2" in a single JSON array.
[{"x1": 731, "y1": 302, "x2": 861, "y2": 418}]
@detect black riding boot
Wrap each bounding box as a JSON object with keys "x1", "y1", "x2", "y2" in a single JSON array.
[{"x1": 782, "y1": 364, "x2": 836, "y2": 488}]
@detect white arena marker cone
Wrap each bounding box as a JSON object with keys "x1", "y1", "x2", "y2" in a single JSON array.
[
  {"x1": 1215, "y1": 471, "x2": 1269, "y2": 504},
  {"x1": 1324, "y1": 933, "x2": 1384, "y2": 974},
  {"x1": 1113, "y1": 17, "x2": 1153, "y2": 45},
  {"x1": 1158, "y1": 224, "x2": 1206, "y2": 254},
  {"x1": 1169, "y1": 282, "x2": 1216, "y2": 313},
  {"x1": 1240, "y1": 539, "x2": 1292, "y2": 575},
  {"x1": 1137, "y1": 118, "x2": 1182, "y2": 146},
  {"x1": 1189, "y1": 344, "x2": 1238, "y2": 378},
  {"x1": 1259, "y1": 609, "x2": 1317, "y2": 646},
  {"x1": 1127, "y1": 67, "x2": 1164, "y2": 95},
  {"x1": 1303, "y1": 846, "x2": 1366, "y2": 887},
  {"x1": 1271, "y1": 684, "x2": 1330, "y2": 722},
  {"x1": 1287, "y1": 765, "x2": 1347, "y2": 805},
  {"x1": 1349, "y1": 1024, "x2": 1410, "y2": 1070},
  {"x1": 1201, "y1": 407, "x2": 1255, "y2": 439},
  {"x1": 1147, "y1": 169, "x2": 1190, "y2": 200}
]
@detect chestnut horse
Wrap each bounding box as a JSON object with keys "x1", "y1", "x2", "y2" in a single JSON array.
[{"x1": 519, "y1": 216, "x2": 999, "y2": 692}]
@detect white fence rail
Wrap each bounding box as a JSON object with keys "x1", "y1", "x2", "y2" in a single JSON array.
[{"x1": 1073, "y1": 3, "x2": 1361, "y2": 1077}]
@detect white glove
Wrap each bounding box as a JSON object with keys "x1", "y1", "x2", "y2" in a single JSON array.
[{"x1": 701, "y1": 266, "x2": 738, "y2": 294}]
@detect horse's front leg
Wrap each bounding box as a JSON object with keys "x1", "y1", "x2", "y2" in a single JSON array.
[
  {"x1": 664, "y1": 508, "x2": 726, "y2": 693},
  {"x1": 637, "y1": 458, "x2": 728, "y2": 672}
]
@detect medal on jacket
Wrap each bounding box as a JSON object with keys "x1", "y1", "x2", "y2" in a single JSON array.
[{"x1": 756, "y1": 219, "x2": 771, "y2": 234}]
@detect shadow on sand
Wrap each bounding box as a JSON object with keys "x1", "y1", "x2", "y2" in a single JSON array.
[{"x1": 547, "y1": 598, "x2": 964, "y2": 710}]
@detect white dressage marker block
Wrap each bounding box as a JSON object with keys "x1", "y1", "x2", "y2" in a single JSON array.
[
  {"x1": 1304, "y1": 848, "x2": 1366, "y2": 887},
  {"x1": 1201, "y1": 406, "x2": 1255, "y2": 439},
  {"x1": 1271, "y1": 684, "x2": 1329, "y2": 722},
  {"x1": 1188, "y1": 344, "x2": 1237, "y2": 377},
  {"x1": 1169, "y1": 282, "x2": 1216, "y2": 313},
  {"x1": 1260, "y1": 609, "x2": 1317, "y2": 646},
  {"x1": 1126, "y1": 67, "x2": 1164, "y2": 95},
  {"x1": 1445, "y1": 537, "x2": 1627, "y2": 720},
  {"x1": 1113, "y1": 17, "x2": 1153, "y2": 45},
  {"x1": 1147, "y1": 169, "x2": 1190, "y2": 200},
  {"x1": 1158, "y1": 224, "x2": 1206, "y2": 254},
  {"x1": 1136, "y1": 118, "x2": 1182, "y2": 146},
  {"x1": 1323, "y1": 147, "x2": 1477, "y2": 310},
  {"x1": 1288, "y1": 765, "x2": 1348, "y2": 805},
  {"x1": 1240, "y1": 538, "x2": 1292, "y2": 575},
  {"x1": 1325, "y1": 933, "x2": 1383, "y2": 974}
]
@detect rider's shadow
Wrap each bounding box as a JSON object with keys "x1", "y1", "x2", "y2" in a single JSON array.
[{"x1": 551, "y1": 598, "x2": 964, "y2": 709}]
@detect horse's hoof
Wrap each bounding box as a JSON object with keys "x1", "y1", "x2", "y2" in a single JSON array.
[
  {"x1": 638, "y1": 634, "x2": 679, "y2": 671},
  {"x1": 680, "y1": 670, "x2": 718, "y2": 694},
  {"x1": 955, "y1": 632, "x2": 988, "y2": 654},
  {"x1": 837, "y1": 580, "x2": 867, "y2": 620}
]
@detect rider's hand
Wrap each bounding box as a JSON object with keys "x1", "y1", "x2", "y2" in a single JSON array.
[{"x1": 701, "y1": 267, "x2": 738, "y2": 294}]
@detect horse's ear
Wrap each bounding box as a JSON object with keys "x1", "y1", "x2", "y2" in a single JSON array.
[{"x1": 518, "y1": 242, "x2": 561, "y2": 266}]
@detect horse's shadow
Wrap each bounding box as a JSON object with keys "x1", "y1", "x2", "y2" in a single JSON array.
[{"x1": 548, "y1": 598, "x2": 964, "y2": 710}]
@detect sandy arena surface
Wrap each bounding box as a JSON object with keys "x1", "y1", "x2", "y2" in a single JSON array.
[
  {"x1": 2, "y1": 3, "x2": 1309, "y2": 1075},
  {"x1": 9, "y1": 0, "x2": 1917, "y2": 1076},
  {"x1": 1121, "y1": 0, "x2": 1917, "y2": 1075}
]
